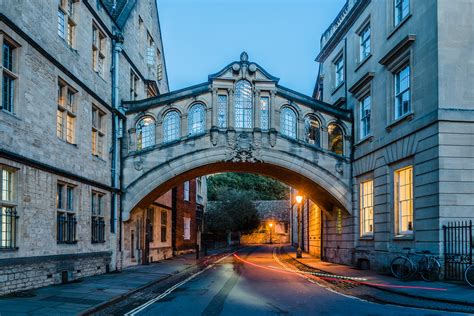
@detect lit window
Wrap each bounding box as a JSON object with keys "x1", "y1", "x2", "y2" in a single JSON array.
[
  {"x1": 328, "y1": 123, "x2": 344, "y2": 155},
  {"x1": 359, "y1": 24, "x2": 371, "y2": 61},
  {"x1": 92, "y1": 105, "x2": 106, "y2": 157},
  {"x1": 234, "y1": 80, "x2": 253, "y2": 129},
  {"x1": 58, "y1": 0, "x2": 76, "y2": 48},
  {"x1": 136, "y1": 117, "x2": 155, "y2": 150},
  {"x1": 304, "y1": 116, "x2": 320, "y2": 146},
  {"x1": 163, "y1": 111, "x2": 180, "y2": 143},
  {"x1": 260, "y1": 97, "x2": 269, "y2": 130},
  {"x1": 91, "y1": 191, "x2": 105, "y2": 243},
  {"x1": 394, "y1": 0, "x2": 409, "y2": 26},
  {"x1": 57, "y1": 80, "x2": 76, "y2": 144},
  {"x1": 0, "y1": 168, "x2": 17, "y2": 249},
  {"x1": 360, "y1": 180, "x2": 374, "y2": 236},
  {"x1": 395, "y1": 166, "x2": 413, "y2": 235},
  {"x1": 280, "y1": 107, "x2": 297, "y2": 138},
  {"x1": 92, "y1": 24, "x2": 106, "y2": 76},
  {"x1": 188, "y1": 103, "x2": 205, "y2": 135},
  {"x1": 183, "y1": 181, "x2": 190, "y2": 201},
  {"x1": 360, "y1": 95, "x2": 371, "y2": 139},
  {"x1": 334, "y1": 55, "x2": 344, "y2": 87},
  {"x1": 217, "y1": 95, "x2": 227, "y2": 128},
  {"x1": 57, "y1": 183, "x2": 77, "y2": 243},
  {"x1": 395, "y1": 65, "x2": 410, "y2": 119},
  {"x1": 2, "y1": 42, "x2": 16, "y2": 113},
  {"x1": 183, "y1": 217, "x2": 191, "y2": 240}
]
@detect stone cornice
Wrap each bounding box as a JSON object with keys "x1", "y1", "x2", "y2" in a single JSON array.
[
  {"x1": 379, "y1": 35, "x2": 416, "y2": 66},
  {"x1": 348, "y1": 72, "x2": 375, "y2": 93}
]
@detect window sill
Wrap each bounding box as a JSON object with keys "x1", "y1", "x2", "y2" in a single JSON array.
[
  {"x1": 359, "y1": 235, "x2": 374, "y2": 241},
  {"x1": 387, "y1": 14, "x2": 412, "y2": 40},
  {"x1": 0, "y1": 109, "x2": 20, "y2": 120},
  {"x1": 386, "y1": 112, "x2": 414, "y2": 132},
  {"x1": 58, "y1": 138, "x2": 78, "y2": 148},
  {"x1": 92, "y1": 155, "x2": 107, "y2": 163},
  {"x1": 0, "y1": 247, "x2": 19, "y2": 252},
  {"x1": 354, "y1": 135, "x2": 373, "y2": 147},
  {"x1": 57, "y1": 241, "x2": 78, "y2": 245},
  {"x1": 92, "y1": 240, "x2": 106, "y2": 244},
  {"x1": 393, "y1": 234, "x2": 414, "y2": 241},
  {"x1": 354, "y1": 54, "x2": 372, "y2": 72},
  {"x1": 331, "y1": 82, "x2": 345, "y2": 96}
]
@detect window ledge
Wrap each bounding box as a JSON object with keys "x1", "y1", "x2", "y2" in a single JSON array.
[
  {"x1": 0, "y1": 109, "x2": 21, "y2": 120},
  {"x1": 0, "y1": 247, "x2": 19, "y2": 252},
  {"x1": 387, "y1": 14, "x2": 412, "y2": 40},
  {"x1": 359, "y1": 235, "x2": 374, "y2": 241},
  {"x1": 354, "y1": 135, "x2": 373, "y2": 147},
  {"x1": 92, "y1": 155, "x2": 107, "y2": 163},
  {"x1": 394, "y1": 234, "x2": 414, "y2": 240},
  {"x1": 331, "y1": 82, "x2": 345, "y2": 96},
  {"x1": 92, "y1": 241, "x2": 106, "y2": 244},
  {"x1": 354, "y1": 54, "x2": 372, "y2": 72},
  {"x1": 386, "y1": 112, "x2": 414, "y2": 132}
]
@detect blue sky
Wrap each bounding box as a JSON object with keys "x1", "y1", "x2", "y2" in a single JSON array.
[{"x1": 157, "y1": 0, "x2": 346, "y2": 96}]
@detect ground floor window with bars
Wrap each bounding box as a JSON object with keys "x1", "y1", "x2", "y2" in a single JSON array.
[
  {"x1": 0, "y1": 207, "x2": 17, "y2": 249},
  {"x1": 57, "y1": 212, "x2": 76, "y2": 243},
  {"x1": 91, "y1": 191, "x2": 105, "y2": 243}
]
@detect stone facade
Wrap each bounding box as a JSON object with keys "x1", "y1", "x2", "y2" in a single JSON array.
[
  {"x1": 0, "y1": 0, "x2": 168, "y2": 294},
  {"x1": 314, "y1": 0, "x2": 474, "y2": 273}
]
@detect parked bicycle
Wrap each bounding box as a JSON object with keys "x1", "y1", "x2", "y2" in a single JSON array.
[
  {"x1": 391, "y1": 248, "x2": 441, "y2": 282},
  {"x1": 465, "y1": 264, "x2": 474, "y2": 287}
]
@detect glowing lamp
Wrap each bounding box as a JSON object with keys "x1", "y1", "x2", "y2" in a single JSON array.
[{"x1": 295, "y1": 195, "x2": 303, "y2": 204}]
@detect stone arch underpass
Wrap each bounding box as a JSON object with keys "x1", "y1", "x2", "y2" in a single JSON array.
[{"x1": 121, "y1": 52, "x2": 353, "y2": 223}]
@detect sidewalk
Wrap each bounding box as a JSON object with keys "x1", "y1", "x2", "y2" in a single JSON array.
[
  {"x1": 284, "y1": 246, "x2": 474, "y2": 306},
  {"x1": 0, "y1": 247, "x2": 232, "y2": 315}
]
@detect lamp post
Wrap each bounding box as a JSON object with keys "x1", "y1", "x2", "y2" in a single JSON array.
[
  {"x1": 295, "y1": 195, "x2": 303, "y2": 258},
  {"x1": 269, "y1": 223, "x2": 273, "y2": 244}
]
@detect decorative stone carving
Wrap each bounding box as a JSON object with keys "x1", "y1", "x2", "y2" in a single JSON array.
[
  {"x1": 269, "y1": 129, "x2": 277, "y2": 147},
  {"x1": 240, "y1": 51, "x2": 249, "y2": 62},
  {"x1": 335, "y1": 161, "x2": 344, "y2": 174},
  {"x1": 225, "y1": 131, "x2": 263, "y2": 163},
  {"x1": 248, "y1": 63, "x2": 257, "y2": 73},
  {"x1": 210, "y1": 127, "x2": 219, "y2": 146},
  {"x1": 134, "y1": 156, "x2": 144, "y2": 171},
  {"x1": 232, "y1": 63, "x2": 241, "y2": 72}
]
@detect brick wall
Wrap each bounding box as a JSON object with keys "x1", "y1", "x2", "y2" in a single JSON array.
[{"x1": 174, "y1": 180, "x2": 197, "y2": 254}]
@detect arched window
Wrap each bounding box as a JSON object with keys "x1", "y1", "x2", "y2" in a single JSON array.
[
  {"x1": 234, "y1": 80, "x2": 253, "y2": 128},
  {"x1": 188, "y1": 103, "x2": 205, "y2": 135},
  {"x1": 305, "y1": 116, "x2": 321, "y2": 146},
  {"x1": 280, "y1": 107, "x2": 297, "y2": 138},
  {"x1": 136, "y1": 117, "x2": 155, "y2": 150},
  {"x1": 163, "y1": 111, "x2": 180, "y2": 143},
  {"x1": 328, "y1": 123, "x2": 344, "y2": 155}
]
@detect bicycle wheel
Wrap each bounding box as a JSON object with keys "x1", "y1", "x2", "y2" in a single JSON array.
[
  {"x1": 465, "y1": 264, "x2": 474, "y2": 288},
  {"x1": 391, "y1": 256, "x2": 415, "y2": 279},
  {"x1": 420, "y1": 257, "x2": 441, "y2": 282}
]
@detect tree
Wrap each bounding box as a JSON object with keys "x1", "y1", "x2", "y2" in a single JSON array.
[
  {"x1": 207, "y1": 172, "x2": 289, "y2": 201},
  {"x1": 205, "y1": 188, "x2": 260, "y2": 234}
]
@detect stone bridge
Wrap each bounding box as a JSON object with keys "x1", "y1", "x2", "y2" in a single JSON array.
[{"x1": 121, "y1": 52, "x2": 353, "y2": 221}]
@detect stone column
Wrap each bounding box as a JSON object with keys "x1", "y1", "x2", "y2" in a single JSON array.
[
  {"x1": 269, "y1": 91, "x2": 276, "y2": 130},
  {"x1": 321, "y1": 127, "x2": 329, "y2": 151},
  {"x1": 254, "y1": 89, "x2": 261, "y2": 130},
  {"x1": 228, "y1": 88, "x2": 235, "y2": 129},
  {"x1": 128, "y1": 128, "x2": 136, "y2": 151},
  {"x1": 297, "y1": 116, "x2": 305, "y2": 142},
  {"x1": 211, "y1": 88, "x2": 218, "y2": 128}
]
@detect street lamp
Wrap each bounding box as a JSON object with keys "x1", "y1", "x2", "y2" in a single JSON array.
[
  {"x1": 269, "y1": 222, "x2": 273, "y2": 244},
  {"x1": 295, "y1": 195, "x2": 303, "y2": 258}
]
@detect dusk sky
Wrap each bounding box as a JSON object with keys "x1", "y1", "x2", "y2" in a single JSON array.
[{"x1": 157, "y1": 0, "x2": 346, "y2": 95}]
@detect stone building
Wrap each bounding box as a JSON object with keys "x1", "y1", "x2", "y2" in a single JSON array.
[
  {"x1": 0, "y1": 0, "x2": 168, "y2": 295},
  {"x1": 313, "y1": 0, "x2": 474, "y2": 272}
]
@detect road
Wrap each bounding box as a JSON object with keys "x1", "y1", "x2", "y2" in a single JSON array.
[{"x1": 108, "y1": 245, "x2": 465, "y2": 316}]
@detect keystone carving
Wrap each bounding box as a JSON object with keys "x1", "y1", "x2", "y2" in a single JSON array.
[
  {"x1": 335, "y1": 161, "x2": 344, "y2": 174},
  {"x1": 225, "y1": 131, "x2": 263, "y2": 163},
  {"x1": 134, "y1": 156, "x2": 144, "y2": 171},
  {"x1": 210, "y1": 127, "x2": 219, "y2": 146}
]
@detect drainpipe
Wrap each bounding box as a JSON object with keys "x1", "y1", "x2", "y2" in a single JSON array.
[{"x1": 111, "y1": 28, "x2": 124, "y2": 271}]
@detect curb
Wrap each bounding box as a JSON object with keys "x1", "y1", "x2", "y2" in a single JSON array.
[
  {"x1": 79, "y1": 247, "x2": 239, "y2": 315},
  {"x1": 283, "y1": 248, "x2": 474, "y2": 308}
]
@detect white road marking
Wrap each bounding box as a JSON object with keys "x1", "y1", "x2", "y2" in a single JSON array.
[{"x1": 124, "y1": 252, "x2": 235, "y2": 316}]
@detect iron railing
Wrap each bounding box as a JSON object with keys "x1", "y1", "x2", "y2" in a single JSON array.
[{"x1": 443, "y1": 220, "x2": 472, "y2": 281}]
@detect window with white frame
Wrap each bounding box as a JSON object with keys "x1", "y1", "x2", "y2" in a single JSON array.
[
  {"x1": 92, "y1": 24, "x2": 106, "y2": 77},
  {"x1": 280, "y1": 107, "x2": 297, "y2": 139},
  {"x1": 359, "y1": 24, "x2": 371, "y2": 61},
  {"x1": 395, "y1": 166, "x2": 413, "y2": 235},
  {"x1": 304, "y1": 116, "x2": 321, "y2": 147},
  {"x1": 334, "y1": 55, "x2": 344, "y2": 87},
  {"x1": 58, "y1": 0, "x2": 76, "y2": 48},
  {"x1": 328, "y1": 123, "x2": 344, "y2": 155},
  {"x1": 188, "y1": 103, "x2": 205, "y2": 135},
  {"x1": 136, "y1": 117, "x2": 155, "y2": 150},
  {"x1": 2, "y1": 40, "x2": 17, "y2": 113},
  {"x1": 196, "y1": 177, "x2": 203, "y2": 204},
  {"x1": 183, "y1": 217, "x2": 191, "y2": 240},
  {"x1": 130, "y1": 70, "x2": 139, "y2": 100},
  {"x1": 92, "y1": 105, "x2": 105, "y2": 157},
  {"x1": 394, "y1": 0, "x2": 409, "y2": 26},
  {"x1": 163, "y1": 111, "x2": 180, "y2": 143},
  {"x1": 57, "y1": 80, "x2": 76, "y2": 144},
  {"x1": 91, "y1": 191, "x2": 105, "y2": 243},
  {"x1": 359, "y1": 95, "x2": 371, "y2": 139},
  {"x1": 217, "y1": 95, "x2": 227, "y2": 128},
  {"x1": 360, "y1": 180, "x2": 374, "y2": 236},
  {"x1": 183, "y1": 181, "x2": 190, "y2": 201},
  {"x1": 260, "y1": 96, "x2": 269, "y2": 130},
  {"x1": 161, "y1": 210, "x2": 167, "y2": 242},
  {"x1": 57, "y1": 183, "x2": 77, "y2": 243},
  {"x1": 0, "y1": 167, "x2": 17, "y2": 249},
  {"x1": 234, "y1": 80, "x2": 253, "y2": 129},
  {"x1": 394, "y1": 65, "x2": 410, "y2": 119}
]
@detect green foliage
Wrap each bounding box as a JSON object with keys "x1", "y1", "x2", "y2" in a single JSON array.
[
  {"x1": 207, "y1": 172, "x2": 289, "y2": 201},
  {"x1": 205, "y1": 188, "x2": 260, "y2": 234}
]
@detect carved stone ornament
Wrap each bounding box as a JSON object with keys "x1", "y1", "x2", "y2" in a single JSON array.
[
  {"x1": 134, "y1": 156, "x2": 144, "y2": 171},
  {"x1": 225, "y1": 131, "x2": 263, "y2": 163},
  {"x1": 269, "y1": 130, "x2": 277, "y2": 147},
  {"x1": 248, "y1": 63, "x2": 257, "y2": 73},
  {"x1": 210, "y1": 127, "x2": 219, "y2": 146},
  {"x1": 232, "y1": 63, "x2": 241, "y2": 72},
  {"x1": 240, "y1": 51, "x2": 249, "y2": 62},
  {"x1": 335, "y1": 161, "x2": 344, "y2": 174}
]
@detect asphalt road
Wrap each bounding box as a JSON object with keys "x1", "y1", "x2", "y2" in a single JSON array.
[{"x1": 124, "y1": 245, "x2": 463, "y2": 316}]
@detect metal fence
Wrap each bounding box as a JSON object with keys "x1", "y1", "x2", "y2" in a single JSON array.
[{"x1": 443, "y1": 221, "x2": 472, "y2": 281}]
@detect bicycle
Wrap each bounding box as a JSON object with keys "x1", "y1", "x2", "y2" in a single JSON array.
[
  {"x1": 391, "y1": 248, "x2": 441, "y2": 282},
  {"x1": 465, "y1": 264, "x2": 474, "y2": 287}
]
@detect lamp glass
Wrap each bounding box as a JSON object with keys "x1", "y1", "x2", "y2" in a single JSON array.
[{"x1": 295, "y1": 195, "x2": 303, "y2": 204}]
